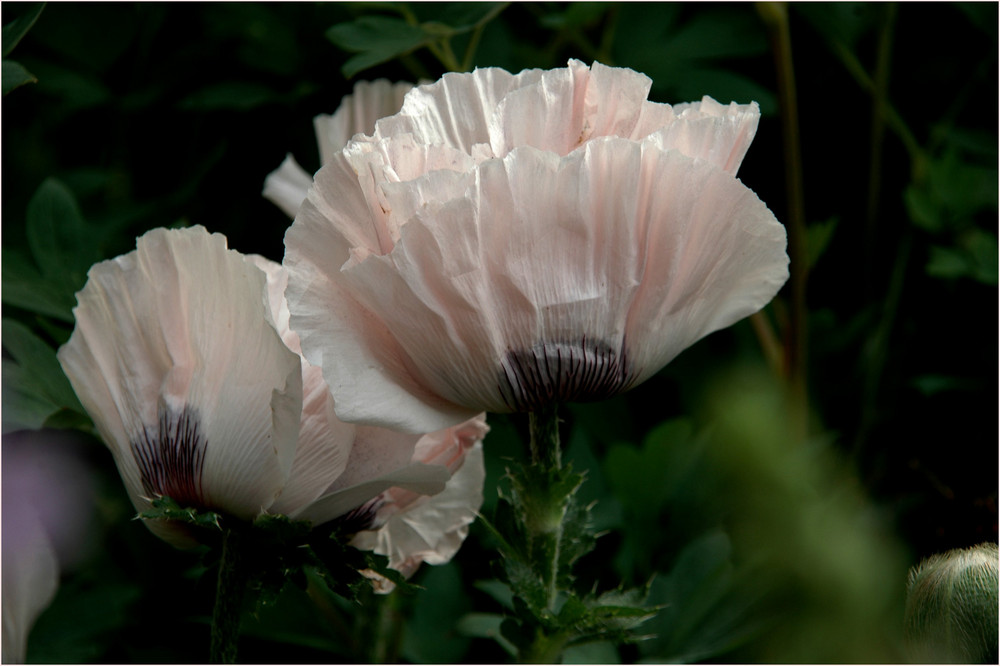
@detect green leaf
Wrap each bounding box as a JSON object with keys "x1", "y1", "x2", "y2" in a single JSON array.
[
  {"x1": 456, "y1": 612, "x2": 518, "y2": 656},
  {"x1": 806, "y1": 217, "x2": 839, "y2": 268},
  {"x1": 26, "y1": 178, "x2": 102, "y2": 287},
  {"x1": 326, "y1": 16, "x2": 431, "y2": 78},
  {"x1": 401, "y1": 563, "x2": 472, "y2": 663},
  {"x1": 2, "y1": 59, "x2": 37, "y2": 95},
  {"x1": 28, "y1": 577, "x2": 141, "y2": 663},
  {"x1": 2, "y1": 3, "x2": 45, "y2": 57},
  {"x1": 926, "y1": 229, "x2": 999, "y2": 285},
  {"x1": 138, "y1": 495, "x2": 223, "y2": 530},
  {"x1": 179, "y1": 81, "x2": 277, "y2": 111},
  {"x1": 540, "y1": 3, "x2": 612, "y2": 30},
  {"x1": 563, "y1": 640, "x2": 621, "y2": 664},
  {"x1": 639, "y1": 531, "x2": 760, "y2": 662},
  {"x1": 1, "y1": 249, "x2": 76, "y2": 321},
  {"x1": 792, "y1": 3, "x2": 881, "y2": 48},
  {"x1": 1, "y1": 318, "x2": 84, "y2": 433}
]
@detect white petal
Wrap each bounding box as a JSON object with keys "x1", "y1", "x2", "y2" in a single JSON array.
[
  {"x1": 350, "y1": 442, "x2": 485, "y2": 585},
  {"x1": 314, "y1": 79, "x2": 414, "y2": 165},
  {"x1": 263, "y1": 154, "x2": 313, "y2": 218},
  {"x1": 57, "y1": 226, "x2": 302, "y2": 522}
]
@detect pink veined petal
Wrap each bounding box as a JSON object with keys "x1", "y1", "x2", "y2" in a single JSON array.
[
  {"x1": 372, "y1": 65, "x2": 547, "y2": 154},
  {"x1": 373, "y1": 413, "x2": 489, "y2": 518},
  {"x1": 284, "y1": 144, "x2": 483, "y2": 434},
  {"x1": 249, "y1": 256, "x2": 355, "y2": 517},
  {"x1": 616, "y1": 139, "x2": 789, "y2": 382},
  {"x1": 314, "y1": 79, "x2": 414, "y2": 165},
  {"x1": 263, "y1": 154, "x2": 313, "y2": 218},
  {"x1": 350, "y1": 441, "x2": 485, "y2": 586},
  {"x1": 295, "y1": 463, "x2": 450, "y2": 526},
  {"x1": 640, "y1": 96, "x2": 760, "y2": 175},
  {"x1": 57, "y1": 226, "x2": 303, "y2": 524},
  {"x1": 322, "y1": 138, "x2": 786, "y2": 416},
  {"x1": 487, "y1": 59, "x2": 652, "y2": 157}
]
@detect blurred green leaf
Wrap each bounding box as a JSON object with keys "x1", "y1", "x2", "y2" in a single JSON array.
[
  {"x1": 327, "y1": 16, "x2": 431, "y2": 78},
  {"x1": 1, "y1": 248, "x2": 76, "y2": 321},
  {"x1": 29, "y1": 60, "x2": 111, "y2": 109},
  {"x1": 2, "y1": 2, "x2": 44, "y2": 57},
  {"x1": 926, "y1": 228, "x2": 998, "y2": 285},
  {"x1": 605, "y1": 419, "x2": 700, "y2": 520},
  {"x1": 179, "y1": 81, "x2": 278, "y2": 111},
  {"x1": 793, "y1": 3, "x2": 880, "y2": 48},
  {"x1": 426, "y1": 2, "x2": 508, "y2": 32},
  {"x1": 456, "y1": 612, "x2": 518, "y2": 655},
  {"x1": 1, "y1": 318, "x2": 84, "y2": 433},
  {"x1": 2, "y1": 59, "x2": 36, "y2": 95},
  {"x1": 540, "y1": 3, "x2": 612, "y2": 30},
  {"x1": 613, "y1": 6, "x2": 775, "y2": 112},
  {"x1": 639, "y1": 531, "x2": 758, "y2": 662},
  {"x1": 28, "y1": 577, "x2": 141, "y2": 663},
  {"x1": 911, "y1": 374, "x2": 983, "y2": 397},
  {"x1": 563, "y1": 640, "x2": 621, "y2": 664},
  {"x1": 401, "y1": 563, "x2": 472, "y2": 663},
  {"x1": 806, "y1": 217, "x2": 839, "y2": 268},
  {"x1": 27, "y1": 179, "x2": 99, "y2": 281}
]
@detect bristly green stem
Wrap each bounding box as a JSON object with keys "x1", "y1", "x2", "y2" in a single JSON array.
[
  {"x1": 529, "y1": 403, "x2": 561, "y2": 472},
  {"x1": 210, "y1": 526, "x2": 249, "y2": 664},
  {"x1": 757, "y1": 2, "x2": 809, "y2": 443}
]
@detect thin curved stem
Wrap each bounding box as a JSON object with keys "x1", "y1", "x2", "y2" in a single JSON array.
[{"x1": 757, "y1": 2, "x2": 809, "y2": 443}]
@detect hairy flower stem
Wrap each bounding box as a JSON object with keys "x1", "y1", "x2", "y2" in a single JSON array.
[
  {"x1": 529, "y1": 403, "x2": 561, "y2": 471},
  {"x1": 210, "y1": 527, "x2": 250, "y2": 664},
  {"x1": 528, "y1": 404, "x2": 563, "y2": 611}
]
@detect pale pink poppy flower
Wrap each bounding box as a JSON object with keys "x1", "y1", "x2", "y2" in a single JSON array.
[
  {"x1": 264, "y1": 79, "x2": 414, "y2": 218},
  {"x1": 283, "y1": 60, "x2": 789, "y2": 434},
  {"x1": 57, "y1": 226, "x2": 486, "y2": 577},
  {"x1": 251, "y1": 255, "x2": 487, "y2": 579}
]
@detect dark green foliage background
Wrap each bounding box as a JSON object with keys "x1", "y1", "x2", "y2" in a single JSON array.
[{"x1": 3, "y1": 2, "x2": 996, "y2": 663}]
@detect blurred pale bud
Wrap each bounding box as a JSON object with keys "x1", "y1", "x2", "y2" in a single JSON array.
[{"x1": 904, "y1": 542, "x2": 999, "y2": 663}]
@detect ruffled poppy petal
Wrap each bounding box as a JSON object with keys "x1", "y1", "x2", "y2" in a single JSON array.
[
  {"x1": 263, "y1": 153, "x2": 313, "y2": 217},
  {"x1": 350, "y1": 441, "x2": 485, "y2": 583},
  {"x1": 314, "y1": 79, "x2": 414, "y2": 165},
  {"x1": 372, "y1": 65, "x2": 547, "y2": 154},
  {"x1": 487, "y1": 60, "x2": 650, "y2": 157},
  {"x1": 57, "y1": 227, "x2": 302, "y2": 521},
  {"x1": 249, "y1": 256, "x2": 355, "y2": 517},
  {"x1": 642, "y1": 96, "x2": 760, "y2": 175},
  {"x1": 284, "y1": 148, "x2": 484, "y2": 433}
]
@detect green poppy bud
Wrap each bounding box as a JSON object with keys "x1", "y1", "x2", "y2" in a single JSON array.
[{"x1": 904, "y1": 542, "x2": 998, "y2": 663}]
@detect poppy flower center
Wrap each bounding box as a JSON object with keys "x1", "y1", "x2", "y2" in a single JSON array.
[
  {"x1": 497, "y1": 338, "x2": 635, "y2": 412},
  {"x1": 131, "y1": 406, "x2": 207, "y2": 508}
]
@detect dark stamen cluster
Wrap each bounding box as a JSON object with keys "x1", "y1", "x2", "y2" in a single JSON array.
[
  {"x1": 131, "y1": 406, "x2": 207, "y2": 508},
  {"x1": 326, "y1": 498, "x2": 382, "y2": 535},
  {"x1": 497, "y1": 337, "x2": 635, "y2": 412}
]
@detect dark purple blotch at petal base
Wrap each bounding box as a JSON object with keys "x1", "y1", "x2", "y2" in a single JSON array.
[
  {"x1": 497, "y1": 337, "x2": 636, "y2": 412},
  {"x1": 130, "y1": 406, "x2": 207, "y2": 508}
]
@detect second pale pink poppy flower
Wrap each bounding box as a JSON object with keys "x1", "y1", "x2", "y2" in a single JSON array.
[{"x1": 283, "y1": 60, "x2": 790, "y2": 434}]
